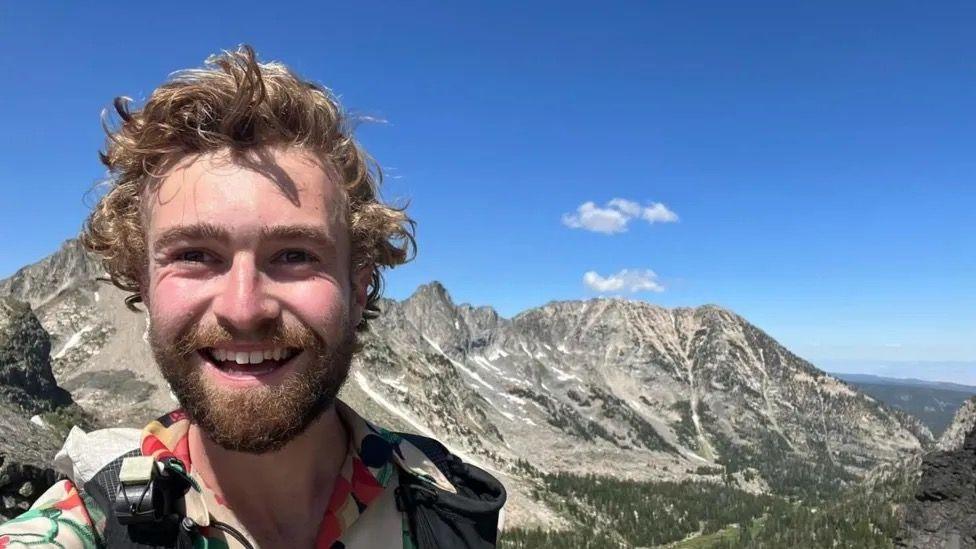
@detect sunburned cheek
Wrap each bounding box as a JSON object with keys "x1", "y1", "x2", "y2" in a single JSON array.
[
  {"x1": 288, "y1": 279, "x2": 346, "y2": 304},
  {"x1": 150, "y1": 277, "x2": 212, "y2": 319}
]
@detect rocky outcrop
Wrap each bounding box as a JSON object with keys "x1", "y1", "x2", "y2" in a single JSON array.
[
  {"x1": 0, "y1": 297, "x2": 71, "y2": 414},
  {"x1": 938, "y1": 397, "x2": 976, "y2": 452},
  {"x1": 0, "y1": 298, "x2": 75, "y2": 523},
  {"x1": 897, "y1": 422, "x2": 976, "y2": 548},
  {"x1": 0, "y1": 398, "x2": 63, "y2": 522}
]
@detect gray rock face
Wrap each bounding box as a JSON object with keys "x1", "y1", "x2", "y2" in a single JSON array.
[
  {"x1": 0, "y1": 398, "x2": 63, "y2": 523},
  {"x1": 0, "y1": 298, "x2": 73, "y2": 524},
  {"x1": 338, "y1": 284, "x2": 932, "y2": 525},
  {"x1": 0, "y1": 297, "x2": 71, "y2": 413},
  {"x1": 939, "y1": 397, "x2": 976, "y2": 452},
  {"x1": 897, "y1": 426, "x2": 976, "y2": 548},
  {"x1": 0, "y1": 238, "x2": 105, "y2": 309}
]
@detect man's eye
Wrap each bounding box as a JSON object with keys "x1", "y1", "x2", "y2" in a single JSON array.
[
  {"x1": 274, "y1": 250, "x2": 319, "y2": 264},
  {"x1": 178, "y1": 250, "x2": 216, "y2": 263}
]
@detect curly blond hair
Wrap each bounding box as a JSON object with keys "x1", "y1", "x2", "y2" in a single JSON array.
[{"x1": 82, "y1": 45, "x2": 416, "y2": 330}]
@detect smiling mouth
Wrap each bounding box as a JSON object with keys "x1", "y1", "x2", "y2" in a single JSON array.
[{"x1": 198, "y1": 347, "x2": 302, "y2": 377}]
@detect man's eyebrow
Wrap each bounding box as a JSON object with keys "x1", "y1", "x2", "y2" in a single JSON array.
[
  {"x1": 152, "y1": 223, "x2": 230, "y2": 253},
  {"x1": 150, "y1": 223, "x2": 337, "y2": 253},
  {"x1": 259, "y1": 224, "x2": 335, "y2": 247}
]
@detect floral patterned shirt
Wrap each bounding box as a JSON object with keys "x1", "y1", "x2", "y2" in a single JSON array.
[{"x1": 0, "y1": 400, "x2": 457, "y2": 548}]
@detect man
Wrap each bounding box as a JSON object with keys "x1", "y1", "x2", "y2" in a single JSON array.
[{"x1": 0, "y1": 46, "x2": 504, "y2": 548}]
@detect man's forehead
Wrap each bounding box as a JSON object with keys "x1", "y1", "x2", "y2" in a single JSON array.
[{"x1": 145, "y1": 147, "x2": 348, "y2": 236}]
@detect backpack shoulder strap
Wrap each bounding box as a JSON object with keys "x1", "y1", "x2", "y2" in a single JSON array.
[
  {"x1": 392, "y1": 431, "x2": 506, "y2": 549},
  {"x1": 83, "y1": 449, "x2": 185, "y2": 548},
  {"x1": 395, "y1": 431, "x2": 453, "y2": 473}
]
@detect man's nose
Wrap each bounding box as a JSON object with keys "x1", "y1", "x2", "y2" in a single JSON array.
[{"x1": 212, "y1": 254, "x2": 281, "y2": 333}]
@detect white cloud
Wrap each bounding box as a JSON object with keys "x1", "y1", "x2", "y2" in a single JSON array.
[
  {"x1": 642, "y1": 202, "x2": 679, "y2": 223},
  {"x1": 562, "y1": 199, "x2": 678, "y2": 234},
  {"x1": 583, "y1": 269, "x2": 665, "y2": 293},
  {"x1": 561, "y1": 201, "x2": 630, "y2": 234},
  {"x1": 607, "y1": 198, "x2": 642, "y2": 217}
]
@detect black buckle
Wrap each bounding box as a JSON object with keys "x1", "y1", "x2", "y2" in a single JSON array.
[{"x1": 114, "y1": 458, "x2": 192, "y2": 525}]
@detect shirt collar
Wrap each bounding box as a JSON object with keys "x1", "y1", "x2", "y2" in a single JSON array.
[{"x1": 138, "y1": 399, "x2": 455, "y2": 492}]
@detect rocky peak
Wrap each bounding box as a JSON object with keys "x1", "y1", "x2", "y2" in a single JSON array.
[
  {"x1": 937, "y1": 397, "x2": 976, "y2": 452},
  {"x1": 0, "y1": 238, "x2": 104, "y2": 309},
  {"x1": 409, "y1": 280, "x2": 452, "y2": 304},
  {"x1": 400, "y1": 281, "x2": 469, "y2": 355},
  {"x1": 0, "y1": 297, "x2": 72, "y2": 414}
]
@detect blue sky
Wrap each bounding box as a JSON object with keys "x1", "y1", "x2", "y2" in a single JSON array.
[{"x1": 1, "y1": 2, "x2": 973, "y2": 383}]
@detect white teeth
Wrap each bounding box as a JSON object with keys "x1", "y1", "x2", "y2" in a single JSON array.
[{"x1": 210, "y1": 347, "x2": 295, "y2": 364}]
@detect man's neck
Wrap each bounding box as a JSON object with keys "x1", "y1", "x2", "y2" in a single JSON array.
[{"x1": 187, "y1": 406, "x2": 349, "y2": 546}]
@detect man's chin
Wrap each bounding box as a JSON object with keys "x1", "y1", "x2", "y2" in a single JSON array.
[{"x1": 175, "y1": 365, "x2": 347, "y2": 454}]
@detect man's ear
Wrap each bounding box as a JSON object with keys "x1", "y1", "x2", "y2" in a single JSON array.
[{"x1": 351, "y1": 264, "x2": 373, "y2": 325}]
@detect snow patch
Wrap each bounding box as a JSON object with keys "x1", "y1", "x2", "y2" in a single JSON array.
[
  {"x1": 356, "y1": 371, "x2": 505, "y2": 476},
  {"x1": 30, "y1": 415, "x2": 47, "y2": 428},
  {"x1": 486, "y1": 348, "x2": 509, "y2": 360},
  {"x1": 422, "y1": 335, "x2": 444, "y2": 354},
  {"x1": 422, "y1": 336, "x2": 495, "y2": 390},
  {"x1": 472, "y1": 355, "x2": 504, "y2": 375},
  {"x1": 452, "y1": 361, "x2": 495, "y2": 391},
  {"x1": 354, "y1": 371, "x2": 436, "y2": 437},
  {"x1": 499, "y1": 392, "x2": 526, "y2": 405},
  {"x1": 499, "y1": 374, "x2": 530, "y2": 387},
  {"x1": 54, "y1": 325, "x2": 94, "y2": 360},
  {"x1": 549, "y1": 365, "x2": 581, "y2": 382},
  {"x1": 681, "y1": 448, "x2": 709, "y2": 463},
  {"x1": 378, "y1": 377, "x2": 407, "y2": 392}
]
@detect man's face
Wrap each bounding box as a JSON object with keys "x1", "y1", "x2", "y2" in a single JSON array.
[{"x1": 143, "y1": 147, "x2": 367, "y2": 453}]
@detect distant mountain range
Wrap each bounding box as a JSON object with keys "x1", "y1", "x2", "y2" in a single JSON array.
[
  {"x1": 834, "y1": 373, "x2": 976, "y2": 394},
  {"x1": 836, "y1": 373, "x2": 976, "y2": 438}
]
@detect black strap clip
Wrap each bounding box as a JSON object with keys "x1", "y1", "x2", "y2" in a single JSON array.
[{"x1": 113, "y1": 456, "x2": 192, "y2": 526}]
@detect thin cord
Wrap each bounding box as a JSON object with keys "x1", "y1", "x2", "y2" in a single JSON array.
[{"x1": 210, "y1": 519, "x2": 257, "y2": 549}]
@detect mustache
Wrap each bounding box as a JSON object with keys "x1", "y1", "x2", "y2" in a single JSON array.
[{"x1": 171, "y1": 320, "x2": 322, "y2": 357}]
